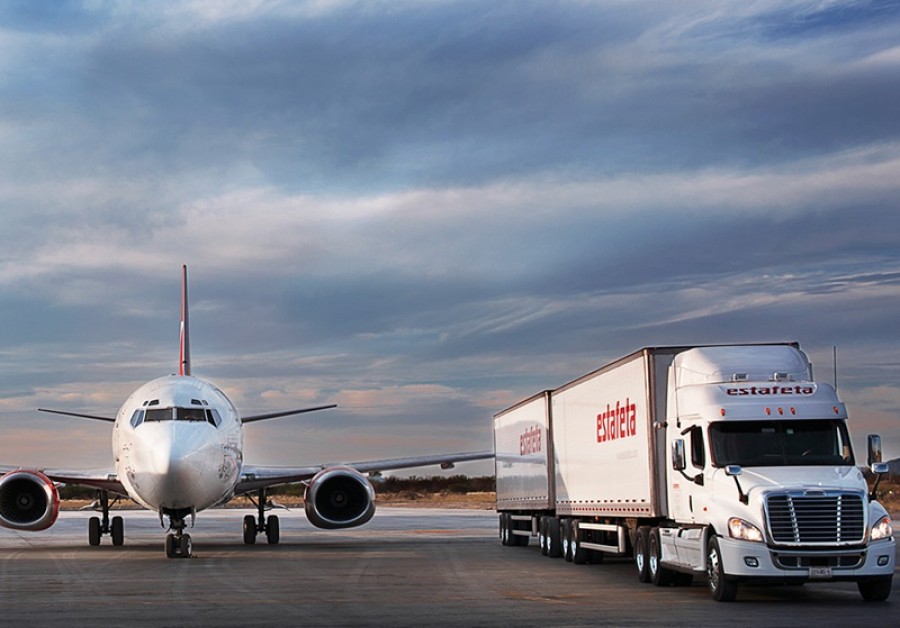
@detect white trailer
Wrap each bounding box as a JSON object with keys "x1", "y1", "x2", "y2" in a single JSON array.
[{"x1": 495, "y1": 344, "x2": 895, "y2": 601}]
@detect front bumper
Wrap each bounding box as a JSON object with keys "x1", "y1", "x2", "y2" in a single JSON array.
[{"x1": 716, "y1": 535, "x2": 895, "y2": 582}]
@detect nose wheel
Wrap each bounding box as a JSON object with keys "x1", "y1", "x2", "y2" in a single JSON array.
[
  {"x1": 165, "y1": 532, "x2": 192, "y2": 558},
  {"x1": 163, "y1": 511, "x2": 194, "y2": 558}
]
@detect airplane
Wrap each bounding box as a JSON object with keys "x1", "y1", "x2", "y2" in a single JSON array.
[{"x1": 0, "y1": 266, "x2": 493, "y2": 558}]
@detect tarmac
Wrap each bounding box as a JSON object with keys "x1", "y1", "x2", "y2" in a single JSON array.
[{"x1": 0, "y1": 508, "x2": 897, "y2": 626}]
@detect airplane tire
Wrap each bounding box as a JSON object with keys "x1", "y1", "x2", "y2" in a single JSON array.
[
  {"x1": 266, "y1": 515, "x2": 280, "y2": 545},
  {"x1": 165, "y1": 533, "x2": 177, "y2": 558},
  {"x1": 243, "y1": 514, "x2": 257, "y2": 545},
  {"x1": 88, "y1": 516, "x2": 101, "y2": 547},
  {"x1": 111, "y1": 516, "x2": 124, "y2": 546},
  {"x1": 180, "y1": 534, "x2": 192, "y2": 558}
]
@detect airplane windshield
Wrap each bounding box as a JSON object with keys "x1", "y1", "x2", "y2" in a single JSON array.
[
  {"x1": 138, "y1": 407, "x2": 219, "y2": 427},
  {"x1": 144, "y1": 408, "x2": 173, "y2": 422}
]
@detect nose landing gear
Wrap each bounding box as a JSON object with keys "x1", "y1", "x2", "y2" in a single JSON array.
[{"x1": 162, "y1": 508, "x2": 195, "y2": 558}]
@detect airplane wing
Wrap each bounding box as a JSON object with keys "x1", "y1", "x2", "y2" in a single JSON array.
[
  {"x1": 236, "y1": 450, "x2": 494, "y2": 493},
  {"x1": 0, "y1": 466, "x2": 126, "y2": 494}
]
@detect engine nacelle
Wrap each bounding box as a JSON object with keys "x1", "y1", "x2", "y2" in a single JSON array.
[
  {"x1": 304, "y1": 466, "x2": 376, "y2": 530},
  {"x1": 0, "y1": 470, "x2": 60, "y2": 531}
]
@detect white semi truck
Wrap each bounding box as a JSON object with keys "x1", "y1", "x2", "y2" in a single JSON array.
[{"x1": 495, "y1": 344, "x2": 895, "y2": 601}]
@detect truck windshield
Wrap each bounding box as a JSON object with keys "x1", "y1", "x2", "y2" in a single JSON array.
[{"x1": 708, "y1": 420, "x2": 854, "y2": 467}]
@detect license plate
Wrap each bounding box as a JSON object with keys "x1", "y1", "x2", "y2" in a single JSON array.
[{"x1": 809, "y1": 567, "x2": 832, "y2": 579}]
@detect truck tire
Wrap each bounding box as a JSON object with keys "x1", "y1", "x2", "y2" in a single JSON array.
[
  {"x1": 571, "y1": 521, "x2": 589, "y2": 564},
  {"x1": 635, "y1": 526, "x2": 651, "y2": 583},
  {"x1": 547, "y1": 517, "x2": 562, "y2": 558},
  {"x1": 673, "y1": 571, "x2": 694, "y2": 587},
  {"x1": 649, "y1": 527, "x2": 675, "y2": 586},
  {"x1": 857, "y1": 577, "x2": 892, "y2": 602},
  {"x1": 515, "y1": 522, "x2": 530, "y2": 547},
  {"x1": 499, "y1": 514, "x2": 510, "y2": 546},
  {"x1": 539, "y1": 517, "x2": 549, "y2": 556},
  {"x1": 707, "y1": 536, "x2": 738, "y2": 601},
  {"x1": 562, "y1": 519, "x2": 573, "y2": 562}
]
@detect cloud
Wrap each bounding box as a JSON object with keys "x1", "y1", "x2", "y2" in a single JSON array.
[{"x1": 1, "y1": 2, "x2": 900, "y2": 470}]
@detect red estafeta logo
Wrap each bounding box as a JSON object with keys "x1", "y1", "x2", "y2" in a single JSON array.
[
  {"x1": 520, "y1": 426, "x2": 542, "y2": 455},
  {"x1": 724, "y1": 385, "x2": 815, "y2": 396},
  {"x1": 597, "y1": 398, "x2": 637, "y2": 443}
]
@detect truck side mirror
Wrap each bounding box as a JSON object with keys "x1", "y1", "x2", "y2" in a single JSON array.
[
  {"x1": 867, "y1": 434, "x2": 883, "y2": 467},
  {"x1": 672, "y1": 439, "x2": 686, "y2": 472}
]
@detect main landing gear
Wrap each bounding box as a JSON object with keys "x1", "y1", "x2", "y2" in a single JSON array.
[
  {"x1": 242, "y1": 487, "x2": 282, "y2": 545},
  {"x1": 162, "y1": 508, "x2": 195, "y2": 559},
  {"x1": 86, "y1": 490, "x2": 124, "y2": 547}
]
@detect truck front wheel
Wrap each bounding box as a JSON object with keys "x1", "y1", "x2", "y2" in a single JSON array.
[
  {"x1": 857, "y1": 577, "x2": 892, "y2": 602},
  {"x1": 707, "y1": 536, "x2": 738, "y2": 602}
]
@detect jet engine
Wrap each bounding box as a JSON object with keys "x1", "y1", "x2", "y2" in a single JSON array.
[
  {"x1": 304, "y1": 466, "x2": 375, "y2": 529},
  {"x1": 0, "y1": 470, "x2": 60, "y2": 531}
]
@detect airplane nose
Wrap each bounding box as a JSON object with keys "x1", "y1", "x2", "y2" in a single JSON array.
[{"x1": 129, "y1": 422, "x2": 220, "y2": 510}]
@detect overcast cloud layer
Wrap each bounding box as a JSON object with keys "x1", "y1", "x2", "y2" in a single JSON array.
[{"x1": 2, "y1": 1, "x2": 900, "y2": 473}]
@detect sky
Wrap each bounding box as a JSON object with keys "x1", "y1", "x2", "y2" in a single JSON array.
[{"x1": 1, "y1": 0, "x2": 900, "y2": 477}]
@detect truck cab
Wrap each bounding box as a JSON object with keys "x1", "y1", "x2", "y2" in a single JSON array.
[{"x1": 664, "y1": 345, "x2": 895, "y2": 601}]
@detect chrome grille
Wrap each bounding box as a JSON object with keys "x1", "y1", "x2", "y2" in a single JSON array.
[{"x1": 765, "y1": 493, "x2": 865, "y2": 545}]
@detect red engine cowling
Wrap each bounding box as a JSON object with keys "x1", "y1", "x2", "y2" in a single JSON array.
[
  {"x1": 304, "y1": 466, "x2": 375, "y2": 530},
  {"x1": 0, "y1": 470, "x2": 60, "y2": 531}
]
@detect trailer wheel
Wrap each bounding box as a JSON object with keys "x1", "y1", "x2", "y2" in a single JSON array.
[
  {"x1": 707, "y1": 536, "x2": 738, "y2": 601},
  {"x1": 539, "y1": 517, "x2": 549, "y2": 556},
  {"x1": 635, "y1": 526, "x2": 651, "y2": 583},
  {"x1": 547, "y1": 517, "x2": 562, "y2": 558},
  {"x1": 499, "y1": 514, "x2": 510, "y2": 546},
  {"x1": 571, "y1": 521, "x2": 589, "y2": 564},
  {"x1": 516, "y1": 527, "x2": 530, "y2": 547},
  {"x1": 649, "y1": 528, "x2": 675, "y2": 586},
  {"x1": 857, "y1": 577, "x2": 892, "y2": 602},
  {"x1": 562, "y1": 519, "x2": 573, "y2": 562}
]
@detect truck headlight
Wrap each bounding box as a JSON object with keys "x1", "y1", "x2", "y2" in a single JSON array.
[
  {"x1": 871, "y1": 515, "x2": 894, "y2": 541},
  {"x1": 728, "y1": 517, "x2": 764, "y2": 542}
]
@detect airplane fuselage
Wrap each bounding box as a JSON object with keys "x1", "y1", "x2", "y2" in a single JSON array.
[{"x1": 113, "y1": 375, "x2": 243, "y2": 514}]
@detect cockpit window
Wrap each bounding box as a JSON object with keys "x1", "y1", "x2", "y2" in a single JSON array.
[
  {"x1": 135, "y1": 406, "x2": 220, "y2": 427},
  {"x1": 176, "y1": 407, "x2": 207, "y2": 422},
  {"x1": 145, "y1": 408, "x2": 173, "y2": 422}
]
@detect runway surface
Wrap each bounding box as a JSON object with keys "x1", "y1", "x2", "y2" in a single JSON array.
[{"x1": 0, "y1": 508, "x2": 897, "y2": 626}]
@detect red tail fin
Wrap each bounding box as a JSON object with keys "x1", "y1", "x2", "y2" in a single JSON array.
[{"x1": 179, "y1": 264, "x2": 191, "y2": 376}]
